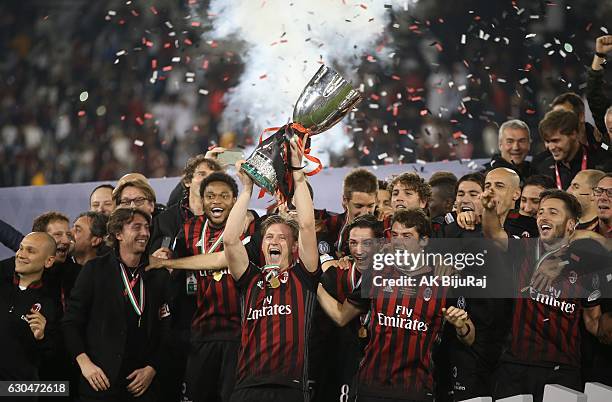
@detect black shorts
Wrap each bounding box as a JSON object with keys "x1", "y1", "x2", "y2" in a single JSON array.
[
  {"x1": 229, "y1": 385, "x2": 306, "y2": 402},
  {"x1": 493, "y1": 361, "x2": 581, "y2": 402},
  {"x1": 183, "y1": 340, "x2": 239, "y2": 402}
]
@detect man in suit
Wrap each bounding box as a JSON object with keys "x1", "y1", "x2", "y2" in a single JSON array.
[{"x1": 63, "y1": 208, "x2": 171, "y2": 401}]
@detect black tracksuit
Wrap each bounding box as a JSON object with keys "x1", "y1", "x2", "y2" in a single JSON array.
[{"x1": 0, "y1": 274, "x2": 58, "y2": 381}]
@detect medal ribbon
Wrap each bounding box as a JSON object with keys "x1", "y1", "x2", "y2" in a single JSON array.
[
  {"x1": 254, "y1": 123, "x2": 324, "y2": 199},
  {"x1": 200, "y1": 219, "x2": 224, "y2": 255},
  {"x1": 555, "y1": 147, "x2": 587, "y2": 190},
  {"x1": 120, "y1": 264, "x2": 144, "y2": 318}
]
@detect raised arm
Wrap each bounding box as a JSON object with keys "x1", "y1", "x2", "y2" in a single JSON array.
[
  {"x1": 316, "y1": 284, "x2": 362, "y2": 327},
  {"x1": 290, "y1": 139, "x2": 318, "y2": 272},
  {"x1": 223, "y1": 162, "x2": 253, "y2": 280},
  {"x1": 147, "y1": 251, "x2": 226, "y2": 271},
  {"x1": 480, "y1": 189, "x2": 508, "y2": 251}
]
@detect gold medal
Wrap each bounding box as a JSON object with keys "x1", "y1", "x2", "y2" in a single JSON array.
[
  {"x1": 213, "y1": 271, "x2": 223, "y2": 282},
  {"x1": 358, "y1": 326, "x2": 367, "y2": 338},
  {"x1": 269, "y1": 276, "x2": 280, "y2": 289}
]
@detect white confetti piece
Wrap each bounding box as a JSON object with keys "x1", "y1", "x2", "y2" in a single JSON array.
[
  {"x1": 461, "y1": 34, "x2": 466, "y2": 44},
  {"x1": 134, "y1": 140, "x2": 144, "y2": 146},
  {"x1": 116, "y1": 50, "x2": 127, "y2": 56},
  {"x1": 519, "y1": 78, "x2": 529, "y2": 85},
  {"x1": 525, "y1": 33, "x2": 536, "y2": 39},
  {"x1": 377, "y1": 153, "x2": 388, "y2": 160}
]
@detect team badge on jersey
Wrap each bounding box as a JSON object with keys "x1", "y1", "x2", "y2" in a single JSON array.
[
  {"x1": 318, "y1": 240, "x2": 330, "y2": 255},
  {"x1": 423, "y1": 287, "x2": 432, "y2": 301},
  {"x1": 568, "y1": 270, "x2": 578, "y2": 285}
]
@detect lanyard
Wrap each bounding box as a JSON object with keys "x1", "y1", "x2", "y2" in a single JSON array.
[
  {"x1": 555, "y1": 148, "x2": 587, "y2": 190},
  {"x1": 200, "y1": 219, "x2": 224, "y2": 255},
  {"x1": 120, "y1": 263, "x2": 145, "y2": 320}
]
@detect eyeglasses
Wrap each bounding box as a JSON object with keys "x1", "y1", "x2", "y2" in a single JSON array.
[
  {"x1": 593, "y1": 187, "x2": 612, "y2": 198},
  {"x1": 119, "y1": 197, "x2": 150, "y2": 207}
]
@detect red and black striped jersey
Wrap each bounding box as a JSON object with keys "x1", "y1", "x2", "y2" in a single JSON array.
[
  {"x1": 188, "y1": 218, "x2": 250, "y2": 342},
  {"x1": 317, "y1": 210, "x2": 349, "y2": 258},
  {"x1": 234, "y1": 261, "x2": 321, "y2": 391},
  {"x1": 504, "y1": 239, "x2": 602, "y2": 368},
  {"x1": 347, "y1": 267, "x2": 448, "y2": 399}
]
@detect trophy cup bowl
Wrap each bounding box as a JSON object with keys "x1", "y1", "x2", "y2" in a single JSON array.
[
  {"x1": 241, "y1": 64, "x2": 362, "y2": 196},
  {"x1": 292, "y1": 65, "x2": 362, "y2": 135}
]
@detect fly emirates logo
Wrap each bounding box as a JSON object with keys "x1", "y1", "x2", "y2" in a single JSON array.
[
  {"x1": 528, "y1": 286, "x2": 575, "y2": 314},
  {"x1": 377, "y1": 305, "x2": 429, "y2": 332},
  {"x1": 246, "y1": 295, "x2": 292, "y2": 320}
]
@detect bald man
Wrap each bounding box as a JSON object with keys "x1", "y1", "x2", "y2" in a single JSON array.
[
  {"x1": 457, "y1": 168, "x2": 538, "y2": 238},
  {"x1": 568, "y1": 170, "x2": 605, "y2": 231},
  {"x1": 0, "y1": 232, "x2": 59, "y2": 384}
]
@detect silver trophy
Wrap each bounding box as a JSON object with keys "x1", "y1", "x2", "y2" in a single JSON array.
[{"x1": 241, "y1": 65, "x2": 362, "y2": 197}]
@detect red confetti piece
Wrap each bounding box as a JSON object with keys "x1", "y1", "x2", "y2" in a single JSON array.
[
  {"x1": 131, "y1": 10, "x2": 139, "y2": 17},
  {"x1": 136, "y1": 117, "x2": 144, "y2": 125},
  {"x1": 121, "y1": 115, "x2": 126, "y2": 121},
  {"x1": 452, "y1": 131, "x2": 463, "y2": 139},
  {"x1": 119, "y1": 19, "x2": 126, "y2": 25},
  {"x1": 164, "y1": 43, "x2": 171, "y2": 49},
  {"x1": 370, "y1": 94, "x2": 380, "y2": 101},
  {"x1": 151, "y1": 59, "x2": 157, "y2": 69},
  {"x1": 366, "y1": 55, "x2": 377, "y2": 62},
  {"x1": 202, "y1": 59, "x2": 209, "y2": 69},
  {"x1": 420, "y1": 109, "x2": 429, "y2": 116},
  {"x1": 259, "y1": 74, "x2": 268, "y2": 79},
  {"x1": 210, "y1": 41, "x2": 218, "y2": 48},
  {"x1": 162, "y1": 66, "x2": 172, "y2": 72},
  {"x1": 144, "y1": 113, "x2": 153, "y2": 119},
  {"x1": 191, "y1": 21, "x2": 201, "y2": 27},
  {"x1": 398, "y1": 129, "x2": 408, "y2": 135},
  {"x1": 150, "y1": 6, "x2": 158, "y2": 15},
  {"x1": 391, "y1": 75, "x2": 401, "y2": 81},
  {"x1": 526, "y1": 109, "x2": 536, "y2": 115},
  {"x1": 363, "y1": 146, "x2": 370, "y2": 155},
  {"x1": 78, "y1": 110, "x2": 86, "y2": 117},
  {"x1": 145, "y1": 41, "x2": 153, "y2": 47}
]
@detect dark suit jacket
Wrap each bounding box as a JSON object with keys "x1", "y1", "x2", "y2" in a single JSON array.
[{"x1": 62, "y1": 251, "x2": 171, "y2": 397}]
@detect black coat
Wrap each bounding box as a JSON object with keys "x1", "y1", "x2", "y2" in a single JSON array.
[{"x1": 62, "y1": 251, "x2": 171, "y2": 397}]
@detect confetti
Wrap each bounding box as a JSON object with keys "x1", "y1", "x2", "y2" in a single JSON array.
[
  {"x1": 134, "y1": 140, "x2": 144, "y2": 147},
  {"x1": 79, "y1": 91, "x2": 88, "y2": 102},
  {"x1": 564, "y1": 43, "x2": 573, "y2": 52}
]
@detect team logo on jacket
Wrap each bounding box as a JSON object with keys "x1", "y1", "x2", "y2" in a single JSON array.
[
  {"x1": 159, "y1": 303, "x2": 171, "y2": 319},
  {"x1": 318, "y1": 241, "x2": 330, "y2": 255},
  {"x1": 457, "y1": 296, "x2": 466, "y2": 310},
  {"x1": 592, "y1": 274, "x2": 600, "y2": 290},
  {"x1": 423, "y1": 287, "x2": 432, "y2": 301}
]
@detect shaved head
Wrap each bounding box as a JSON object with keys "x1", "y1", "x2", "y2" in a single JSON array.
[
  {"x1": 25, "y1": 232, "x2": 57, "y2": 257},
  {"x1": 489, "y1": 168, "x2": 520, "y2": 190},
  {"x1": 485, "y1": 168, "x2": 522, "y2": 216}
]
